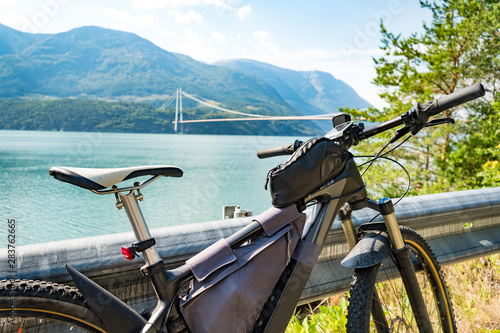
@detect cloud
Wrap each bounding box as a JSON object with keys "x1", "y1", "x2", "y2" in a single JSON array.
[
  {"x1": 129, "y1": 0, "x2": 171, "y2": 10},
  {"x1": 131, "y1": 14, "x2": 161, "y2": 29},
  {"x1": 0, "y1": 0, "x2": 18, "y2": 8},
  {"x1": 87, "y1": 5, "x2": 159, "y2": 30},
  {"x1": 184, "y1": 28, "x2": 203, "y2": 43},
  {"x1": 168, "y1": 10, "x2": 203, "y2": 24},
  {"x1": 0, "y1": 10, "x2": 25, "y2": 30},
  {"x1": 211, "y1": 31, "x2": 227, "y2": 44},
  {"x1": 129, "y1": 0, "x2": 234, "y2": 10},
  {"x1": 154, "y1": 26, "x2": 180, "y2": 39},
  {"x1": 177, "y1": 43, "x2": 219, "y2": 61},
  {"x1": 128, "y1": 0, "x2": 248, "y2": 22},
  {"x1": 236, "y1": 5, "x2": 251, "y2": 20},
  {"x1": 252, "y1": 30, "x2": 279, "y2": 54},
  {"x1": 90, "y1": 5, "x2": 131, "y2": 21}
]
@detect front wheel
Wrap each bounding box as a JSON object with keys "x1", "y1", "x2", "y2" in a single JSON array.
[
  {"x1": 346, "y1": 226, "x2": 456, "y2": 332},
  {"x1": 0, "y1": 279, "x2": 106, "y2": 333}
]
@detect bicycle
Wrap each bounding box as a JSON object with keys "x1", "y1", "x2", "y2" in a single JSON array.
[{"x1": 0, "y1": 83, "x2": 485, "y2": 333}]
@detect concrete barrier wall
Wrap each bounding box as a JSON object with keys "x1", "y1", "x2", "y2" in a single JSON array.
[{"x1": 2, "y1": 187, "x2": 500, "y2": 312}]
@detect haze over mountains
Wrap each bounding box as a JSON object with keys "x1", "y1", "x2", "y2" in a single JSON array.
[
  {"x1": 216, "y1": 59, "x2": 370, "y2": 116},
  {"x1": 0, "y1": 23, "x2": 370, "y2": 134}
]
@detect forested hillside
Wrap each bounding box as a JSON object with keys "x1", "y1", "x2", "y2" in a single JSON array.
[{"x1": 0, "y1": 99, "x2": 318, "y2": 136}]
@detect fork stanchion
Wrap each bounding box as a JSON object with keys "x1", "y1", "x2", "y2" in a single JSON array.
[{"x1": 379, "y1": 199, "x2": 434, "y2": 333}]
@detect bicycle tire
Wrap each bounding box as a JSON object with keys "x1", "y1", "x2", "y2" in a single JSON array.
[
  {"x1": 346, "y1": 226, "x2": 456, "y2": 332},
  {"x1": 0, "y1": 279, "x2": 106, "y2": 333}
]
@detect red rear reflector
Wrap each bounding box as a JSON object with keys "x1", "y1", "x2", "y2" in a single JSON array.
[{"x1": 121, "y1": 247, "x2": 135, "y2": 260}]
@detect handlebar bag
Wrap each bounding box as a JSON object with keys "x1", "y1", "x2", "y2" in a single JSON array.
[
  {"x1": 179, "y1": 205, "x2": 310, "y2": 333},
  {"x1": 266, "y1": 137, "x2": 348, "y2": 207}
]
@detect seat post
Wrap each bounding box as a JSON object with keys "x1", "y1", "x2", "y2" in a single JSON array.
[{"x1": 119, "y1": 190, "x2": 162, "y2": 266}]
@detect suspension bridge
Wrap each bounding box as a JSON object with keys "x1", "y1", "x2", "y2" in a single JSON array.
[{"x1": 161, "y1": 88, "x2": 338, "y2": 133}]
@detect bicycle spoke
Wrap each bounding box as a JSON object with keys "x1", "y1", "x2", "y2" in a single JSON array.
[
  {"x1": 349, "y1": 228, "x2": 456, "y2": 333},
  {"x1": 0, "y1": 316, "x2": 94, "y2": 333},
  {"x1": 36, "y1": 319, "x2": 42, "y2": 333},
  {"x1": 416, "y1": 254, "x2": 444, "y2": 332},
  {"x1": 378, "y1": 262, "x2": 416, "y2": 330}
]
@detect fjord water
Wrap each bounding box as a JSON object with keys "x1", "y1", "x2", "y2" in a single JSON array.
[{"x1": 0, "y1": 130, "x2": 301, "y2": 246}]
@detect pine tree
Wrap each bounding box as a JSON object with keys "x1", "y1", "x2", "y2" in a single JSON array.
[{"x1": 347, "y1": 0, "x2": 500, "y2": 196}]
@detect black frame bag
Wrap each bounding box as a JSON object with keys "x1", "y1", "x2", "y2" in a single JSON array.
[{"x1": 266, "y1": 137, "x2": 348, "y2": 207}]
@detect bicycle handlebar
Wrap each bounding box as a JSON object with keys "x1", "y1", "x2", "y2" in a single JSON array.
[
  {"x1": 257, "y1": 140, "x2": 302, "y2": 159},
  {"x1": 363, "y1": 83, "x2": 486, "y2": 139},
  {"x1": 257, "y1": 83, "x2": 485, "y2": 158}
]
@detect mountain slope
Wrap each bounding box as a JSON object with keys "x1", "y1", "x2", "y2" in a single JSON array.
[
  {"x1": 215, "y1": 59, "x2": 371, "y2": 115},
  {"x1": 0, "y1": 24, "x2": 46, "y2": 56},
  {"x1": 0, "y1": 24, "x2": 293, "y2": 116}
]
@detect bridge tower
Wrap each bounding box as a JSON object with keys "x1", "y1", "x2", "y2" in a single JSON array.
[{"x1": 174, "y1": 88, "x2": 184, "y2": 134}]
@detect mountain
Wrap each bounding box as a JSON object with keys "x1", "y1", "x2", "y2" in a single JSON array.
[
  {"x1": 0, "y1": 24, "x2": 293, "y2": 117},
  {"x1": 0, "y1": 23, "x2": 370, "y2": 135},
  {"x1": 215, "y1": 59, "x2": 371, "y2": 115}
]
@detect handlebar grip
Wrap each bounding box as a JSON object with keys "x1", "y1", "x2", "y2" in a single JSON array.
[
  {"x1": 435, "y1": 83, "x2": 485, "y2": 113},
  {"x1": 257, "y1": 140, "x2": 302, "y2": 159},
  {"x1": 415, "y1": 83, "x2": 485, "y2": 121}
]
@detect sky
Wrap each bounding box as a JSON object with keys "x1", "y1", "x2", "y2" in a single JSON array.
[{"x1": 0, "y1": 0, "x2": 433, "y2": 109}]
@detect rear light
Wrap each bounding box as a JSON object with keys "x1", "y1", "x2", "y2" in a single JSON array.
[{"x1": 121, "y1": 246, "x2": 136, "y2": 260}]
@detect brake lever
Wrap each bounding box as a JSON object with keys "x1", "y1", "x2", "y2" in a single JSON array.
[
  {"x1": 424, "y1": 118, "x2": 455, "y2": 127},
  {"x1": 389, "y1": 125, "x2": 412, "y2": 144},
  {"x1": 389, "y1": 118, "x2": 455, "y2": 143}
]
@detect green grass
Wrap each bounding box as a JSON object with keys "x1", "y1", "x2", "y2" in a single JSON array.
[
  {"x1": 286, "y1": 254, "x2": 500, "y2": 332},
  {"x1": 286, "y1": 297, "x2": 348, "y2": 333}
]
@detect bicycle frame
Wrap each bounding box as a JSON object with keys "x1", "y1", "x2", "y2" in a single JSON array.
[
  {"x1": 64, "y1": 155, "x2": 435, "y2": 333},
  {"x1": 63, "y1": 154, "x2": 434, "y2": 333}
]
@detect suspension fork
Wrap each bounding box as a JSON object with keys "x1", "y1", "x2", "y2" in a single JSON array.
[
  {"x1": 379, "y1": 199, "x2": 433, "y2": 333},
  {"x1": 341, "y1": 198, "x2": 434, "y2": 333}
]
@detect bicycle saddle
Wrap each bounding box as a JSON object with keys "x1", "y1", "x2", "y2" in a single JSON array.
[{"x1": 49, "y1": 165, "x2": 183, "y2": 190}]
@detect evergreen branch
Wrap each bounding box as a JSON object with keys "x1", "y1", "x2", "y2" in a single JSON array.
[{"x1": 459, "y1": 29, "x2": 500, "y2": 69}]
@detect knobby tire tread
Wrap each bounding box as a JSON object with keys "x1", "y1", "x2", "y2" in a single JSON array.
[
  {"x1": 0, "y1": 279, "x2": 106, "y2": 332},
  {"x1": 346, "y1": 264, "x2": 381, "y2": 332},
  {"x1": 346, "y1": 226, "x2": 457, "y2": 333}
]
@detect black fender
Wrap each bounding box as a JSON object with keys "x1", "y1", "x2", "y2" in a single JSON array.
[
  {"x1": 66, "y1": 265, "x2": 148, "y2": 333},
  {"x1": 341, "y1": 232, "x2": 391, "y2": 268}
]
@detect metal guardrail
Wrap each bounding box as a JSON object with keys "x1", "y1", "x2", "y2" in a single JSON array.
[{"x1": 2, "y1": 187, "x2": 500, "y2": 313}]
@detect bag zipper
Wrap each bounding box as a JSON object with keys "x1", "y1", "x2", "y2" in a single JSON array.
[{"x1": 264, "y1": 165, "x2": 281, "y2": 190}]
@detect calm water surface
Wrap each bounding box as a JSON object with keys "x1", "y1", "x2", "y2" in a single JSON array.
[{"x1": 0, "y1": 130, "x2": 304, "y2": 246}]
